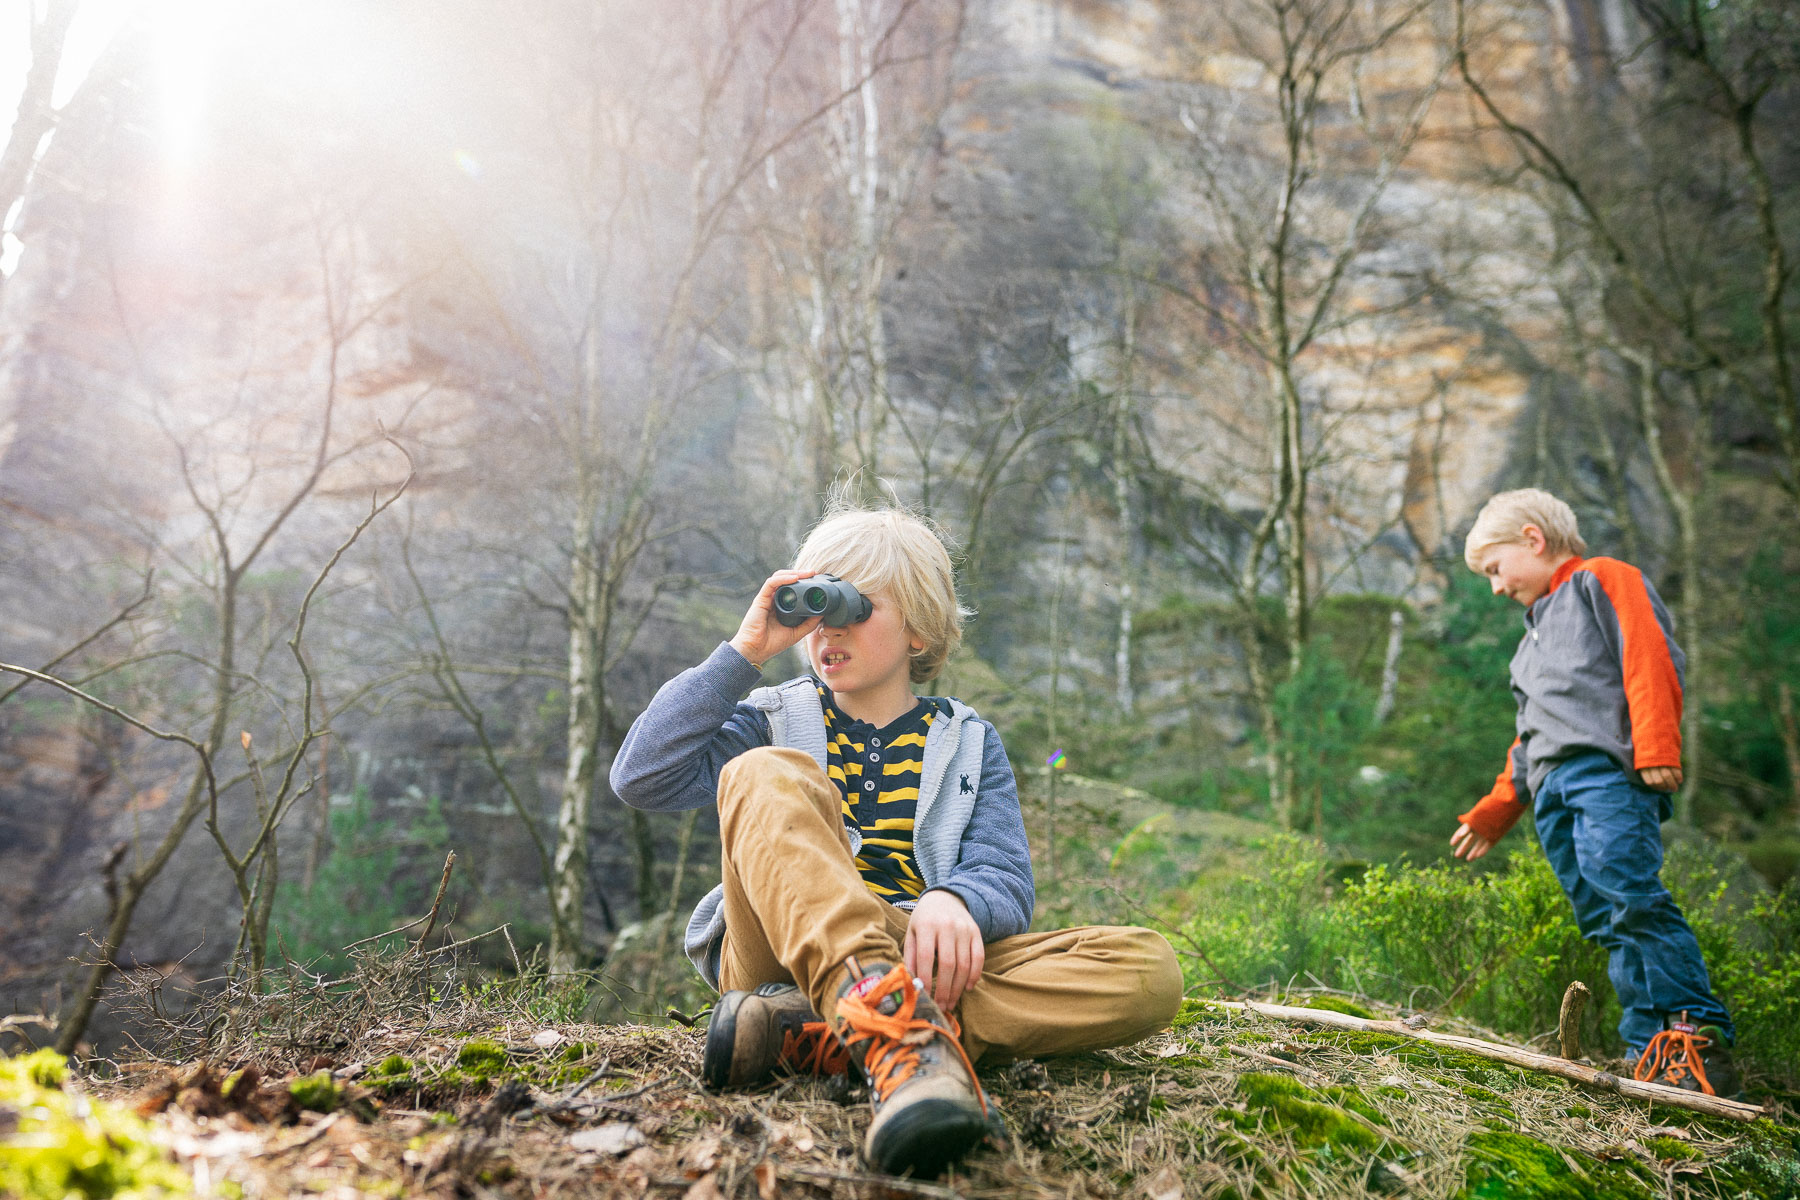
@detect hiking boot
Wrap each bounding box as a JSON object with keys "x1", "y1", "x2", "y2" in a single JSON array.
[
  {"x1": 833, "y1": 958, "x2": 992, "y2": 1177},
  {"x1": 1633, "y1": 1016, "x2": 1742, "y2": 1099},
  {"x1": 703, "y1": 982, "x2": 851, "y2": 1089}
]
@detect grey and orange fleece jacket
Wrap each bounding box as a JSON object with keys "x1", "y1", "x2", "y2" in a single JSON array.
[{"x1": 1459, "y1": 556, "x2": 1686, "y2": 844}]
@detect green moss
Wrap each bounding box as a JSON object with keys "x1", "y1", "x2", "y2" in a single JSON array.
[
  {"x1": 1328, "y1": 1031, "x2": 1413, "y2": 1055},
  {"x1": 1290, "y1": 995, "x2": 1377, "y2": 1020},
  {"x1": 1313, "y1": 1083, "x2": 1390, "y2": 1127},
  {"x1": 1455, "y1": 1131, "x2": 1656, "y2": 1200},
  {"x1": 1230, "y1": 1072, "x2": 1385, "y2": 1160},
  {"x1": 1155, "y1": 1054, "x2": 1214, "y2": 1072},
  {"x1": 557, "y1": 1042, "x2": 592, "y2": 1064},
  {"x1": 1563, "y1": 1104, "x2": 1591, "y2": 1118},
  {"x1": 1642, "y1": 1136, "x2": 1702, "y2": 1163},
  {"x1": 289, "y1": 1070, "x2": 340, "y2": 1113},
  {"x1": 455, "y1": 1040, "x2": 507, "y2": 1079},
  {"x1": 0, "y1": 1049, "x2": 191, "y2": 1199}
]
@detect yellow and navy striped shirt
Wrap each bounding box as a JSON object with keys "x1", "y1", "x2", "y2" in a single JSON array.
[{"x1": 818, "y1": 682, "x2": 949, "y2": 901}]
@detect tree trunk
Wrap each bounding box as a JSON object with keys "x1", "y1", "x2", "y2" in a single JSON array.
[
  {"x1": 550, "y1": 511, "x2": 604, "y2": 975},
  {"x1": 1628, "y1": 352, "x2": 1703, "y2": 825},
  {"x1": 1113, "y1": 307, "x2": 1138, "y2": 716},
  {"x1": 1373, "y1": 609, "x2": 1404, "y2": 727}
]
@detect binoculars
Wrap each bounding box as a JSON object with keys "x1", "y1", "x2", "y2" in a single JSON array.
[{"x1": 772, "y1": 573, "x2": 872, "y2": 627}]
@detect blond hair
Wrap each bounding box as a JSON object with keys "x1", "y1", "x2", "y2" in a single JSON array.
[
  {"x1": 793, "y1": 501, "x2": 969, "y2": 683},
  {"x1": 1463, "y1": 487, "x2": 1589, "y2": 571}
]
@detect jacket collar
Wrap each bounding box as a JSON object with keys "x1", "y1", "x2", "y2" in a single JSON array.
[{"x1": 1546, "y1": 555, "x2": 1584, "y2": 595}]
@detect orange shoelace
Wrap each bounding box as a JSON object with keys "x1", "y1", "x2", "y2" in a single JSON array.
[
  {"x1": 1633, "y1": 1026, "x2": 1716, "y2": 1095},
  {"x1": 834, "y1": 965, "x2": 987, "y2": 1115},
  {"x1": 779, "y1": 1020, "x2": 853, "y2": 1076}
]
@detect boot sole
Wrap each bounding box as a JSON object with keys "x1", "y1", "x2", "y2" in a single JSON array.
[
  {"x1": 701, "y1": 991, "x2": 749, "y2": 1089},
  {"x1": 867, "y1": 1098, "x2": 991, "y2": 1177}
]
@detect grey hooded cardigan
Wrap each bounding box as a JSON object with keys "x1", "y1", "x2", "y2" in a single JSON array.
[{"x1": 608, "y1": 641, "x2": 1036, "y2": 989}]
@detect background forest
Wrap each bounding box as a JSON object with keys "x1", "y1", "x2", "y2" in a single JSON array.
[{"x1": 1, "y1": 0, "x2": 1798, "y2": 1093}]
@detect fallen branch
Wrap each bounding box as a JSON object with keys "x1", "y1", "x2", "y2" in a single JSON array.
[
  {"x1": 1226, "y1": 1044, "x2": 1330, "y2": 1084},
  {"x1": 1204, "y1": 999, "x2": 1763, "y2": 1121}
]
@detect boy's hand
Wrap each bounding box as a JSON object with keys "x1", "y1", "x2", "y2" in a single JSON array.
[
  {"x1": 1639, "y1": 765, "x2": 1682, "y2": 792},
  {"x1": 1450, "y1": 822, "x2": 1494, "y2": 861},
  {"x1": 905, "y1": 889, "x2": 984, "y2": 1012},
  {"x1": 728, "y1": 570, "x2": 822, "y2": 668}
]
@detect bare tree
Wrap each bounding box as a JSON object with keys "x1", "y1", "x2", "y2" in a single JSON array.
[{"x1": 1146, "y1": 0, "x2": 1447, "y2": 826}]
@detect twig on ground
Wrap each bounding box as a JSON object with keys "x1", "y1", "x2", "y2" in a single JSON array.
[
  {"x1": 1227, "y1": 1043, "x2": 1331, "y2": 1084},
  {"x1": 1207, "y1": 999, "x2": 1764, "y2": 1121},
  {"x1": 413, "y1": 851, "x2": 457, "y2": 952}
]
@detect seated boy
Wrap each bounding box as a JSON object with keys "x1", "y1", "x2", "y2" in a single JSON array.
[
  {"x1": 1452, "y1": 488, "x2": 1739, "y2": 1096},
  {"x1": 611, "y1": 503, "x2": 1183, "y2": 1176}
]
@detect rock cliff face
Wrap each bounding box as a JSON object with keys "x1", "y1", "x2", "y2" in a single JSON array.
[{"x1": 0, "y1": 0, "x2": 1605, "y2": 1043}]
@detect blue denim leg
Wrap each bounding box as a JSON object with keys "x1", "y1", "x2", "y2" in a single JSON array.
[{"x1": 1533, "y1": 752, "x2": 1733, "y2": 1051}]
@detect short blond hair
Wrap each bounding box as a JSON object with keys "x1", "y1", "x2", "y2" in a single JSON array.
[
  {"x1": 1464, "y1": 487, "x2": 1589, "y2": 571},
  {"x1": 793, "y1": 501, "x2": 969, "y2": 683}
]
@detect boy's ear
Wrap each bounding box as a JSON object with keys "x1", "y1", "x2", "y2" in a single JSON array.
[{"x1": 1520, "y1": 523, "x2": 1548, "y2": 555}]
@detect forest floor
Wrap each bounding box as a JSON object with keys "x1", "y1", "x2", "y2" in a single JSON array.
[{"x1": 9, "y1": 987, "x2": 1800, "y2": 1200}]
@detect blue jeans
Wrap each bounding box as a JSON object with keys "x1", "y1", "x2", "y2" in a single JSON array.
[{"x1": 1533, "y1": 751, "x2": 1733, "y2": 1051}]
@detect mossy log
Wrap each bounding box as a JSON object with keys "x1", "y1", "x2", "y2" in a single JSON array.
[{"x1": 1206, "y1": 1000, "x2": 1764, "y2": 1122}]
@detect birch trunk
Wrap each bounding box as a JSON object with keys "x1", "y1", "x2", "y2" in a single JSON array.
[{"x1": 550, "y1": 495, "x2": 603, "y2": 975}]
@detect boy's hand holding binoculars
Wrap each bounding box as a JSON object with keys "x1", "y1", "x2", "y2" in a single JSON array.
[{"x1": 730, "y1": 571, "x2": 822, "y2": 668}]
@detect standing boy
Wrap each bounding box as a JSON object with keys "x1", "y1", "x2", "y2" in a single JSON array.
[
  {"x1": 1453, "y1": 488, "x2": 1739, "y2": 1096},
  {"x1": 611, "y1": 503, "x2": 1183, "y2": 1177}
]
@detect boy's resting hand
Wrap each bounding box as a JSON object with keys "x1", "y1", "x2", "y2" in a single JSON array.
[
  {"x1": 728, "y1": 570, "x2": 822, "y2": 668},
  {"x1": 1639, "y1": 765, "x2": 1682, "y2": 792},
  {"x1": 1450, "y1": 822, "x2": 1494, "y2": 862},
  {"x1": 905, "y1": 889, "x2": 984, "y2": 1012}
]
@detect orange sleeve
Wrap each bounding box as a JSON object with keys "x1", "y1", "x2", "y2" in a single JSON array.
[
  {"x1": 1583, "y1": 559, "x2": 1683, "y2": 770},
  {"x1": 1458, "y1": 737, "x2": 1527, "y2": 843}
]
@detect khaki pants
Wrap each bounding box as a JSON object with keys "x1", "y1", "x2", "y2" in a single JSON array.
[{"x1": 715, "y1": 746, "x2": 1184, "y2": 1063}]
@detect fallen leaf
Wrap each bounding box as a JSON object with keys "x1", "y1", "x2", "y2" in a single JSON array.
[
  {"x1": 570, "y1": 1123, "x2": 646, "y2": 1156},
  {"x1": 1644, "y1": 1125, "x2": 1691, "y2": 1140},
  {"x1": 684, "y1": 1174, "x2": 726, "y2": 1200},
  {"x1": 1155, "y1": 1042, "x2": 1189, "y2": 1059},
  {"x1": 755, "y1": 1160, "x2": 780, "y2": 1200},
  {"x1": 531, "y1": 1029, "x2": 565, "y2": 1048},
  {"x1": 1140, "y1": 1163, "x2": 1182, "y2": 1200},
  {"x1": 681, "y1": 1133, "x2": 723, "y2": 1173}
]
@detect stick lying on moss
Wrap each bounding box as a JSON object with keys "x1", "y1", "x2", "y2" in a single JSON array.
[{"x1": 1205, "y1": 1000, "x2": 1764, "y2": 1122}]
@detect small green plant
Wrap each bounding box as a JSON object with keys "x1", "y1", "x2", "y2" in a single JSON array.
[
  {"x1": 289, "y1": 1070, "x2": 340, "y2": 1113},
  {"x1": 0, "y1": 1049, "x2": 191, "y2": 1198}
]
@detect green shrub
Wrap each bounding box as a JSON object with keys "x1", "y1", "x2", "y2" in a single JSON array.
[
  {"x1": 1169, "y1": 837, "x2": 1800, "y2": 1088},
  {"x1": 1337, "y1": 852, "x2": 1607, "y2": 1043},
  {"x1": 1175, "y1": 833, "x2": 1341, "y2": 989}
]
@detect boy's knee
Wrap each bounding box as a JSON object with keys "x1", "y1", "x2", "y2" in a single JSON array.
[{"x1": 1140, "y1": 932, "x2": 1185, "y2": 1026}]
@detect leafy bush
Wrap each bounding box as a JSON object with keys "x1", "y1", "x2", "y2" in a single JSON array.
[
  {"x1": 1170, "y1": 835, "x2": 1800, "y2": 1088},
  {"x1": 1337, "y1": 853, "x2": 1606, "y2": 1044},
  {"x1": 1175, "y1": 833, "x2": 1341, "y2": 991}
]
